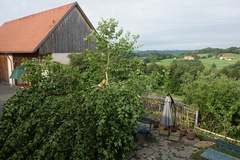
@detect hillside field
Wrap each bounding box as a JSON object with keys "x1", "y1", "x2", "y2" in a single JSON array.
[{"x1": 157, "y1": 53, "x2": 240, "y2": 70}]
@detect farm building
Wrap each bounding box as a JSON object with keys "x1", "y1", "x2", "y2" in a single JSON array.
[
  {"x1": 184, "y1": 56, "x2": 195, "y2": 60},
  {"x1": 219, "y1": 56, "x2": 234, "y2": 60},
  {"x1": 0, "y1": 2, "x2": 95, "y2": 86}
]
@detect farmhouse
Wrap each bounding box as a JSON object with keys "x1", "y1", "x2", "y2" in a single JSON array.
[
  {"x1": 184, "y1": 56, "x2": 195, "y2": 60},
  {"x1": 0, "y1": 2, "x2": 95, "y2": 86},
  {"x1": 219, "y1": 56, "x2": 234, "y2": 60}
]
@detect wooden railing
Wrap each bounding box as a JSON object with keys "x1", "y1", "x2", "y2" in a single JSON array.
[
  {"x1": 141, "y1": 95, "x2": 240, "y2": 144},
  {"x1": 141, "y1": 95, "x2": 199, "y2": 128}
]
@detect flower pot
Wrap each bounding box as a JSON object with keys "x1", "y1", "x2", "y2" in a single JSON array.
[
  {"x1": 171, "y1": 124, "x2": 178, "y2": 132},
  {"x1": 164, "y1": 126, "x2": 168, "y2": 130},
  {"x1": 153, "y1": 118, "x2": 160, "y2": 128},
  {"x1": 186, "y1": 129, "x2": 196, "y2": 140},
  {"x1": 180, "y1": 127, "x2": 186, "y2": 135}
]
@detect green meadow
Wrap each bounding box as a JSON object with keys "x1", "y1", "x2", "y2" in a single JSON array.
[{"x1": 157, "y1": 53, "x2": 240, "y2": 70}]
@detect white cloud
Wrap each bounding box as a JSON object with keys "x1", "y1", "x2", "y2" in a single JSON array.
[{"x1": 1, "y1": 0, "x2": 240, "y2": 50}]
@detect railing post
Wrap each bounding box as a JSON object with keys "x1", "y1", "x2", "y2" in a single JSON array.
[{"x1": 195, "y1": 110, "x2": 199, "y2": 126}]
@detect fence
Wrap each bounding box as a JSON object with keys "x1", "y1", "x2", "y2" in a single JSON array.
[
  {"x1": 141, "y1": 95, "x2": 199, "y2": 128},
  {"x1": 141, "y1": 95, "x2": 240, "y2": 144}
]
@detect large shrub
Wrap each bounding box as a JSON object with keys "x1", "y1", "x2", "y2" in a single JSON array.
[
  {"x1": 0, "y1": 18, "x2": 156, "y2": 159},
  {"x1": 181, "y1": 71, "x2": 240, "y2": 139},
  {"x1": 0, "y1": 57, "x2": 145, "y2": 159},
  {"x1": 166, "y1": 59, "x2": 205, "y2": 94}
]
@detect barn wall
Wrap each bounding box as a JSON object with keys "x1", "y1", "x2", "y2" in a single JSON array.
[
  {"x1": 0, "y1": 54, "x2": 9, "y2": 82},
  {"x1": 52, "y1": 53, "x2": 71, "y2": 64},
  {"x1": 39, "y1": 7, "x2": 95, "y2": 54},
  {"x1": 13, "y1": 53, "x2": 39, "y2": 68}
]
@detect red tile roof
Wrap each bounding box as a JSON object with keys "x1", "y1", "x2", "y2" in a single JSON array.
[
  {"x1": 0, "y1": 2, "x2": 76, "y2": 53},
  {"x1": 184, "y1": 56, "x2": 195, "y2": 60}
]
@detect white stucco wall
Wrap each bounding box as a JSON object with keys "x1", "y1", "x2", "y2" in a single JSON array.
[{"x1": 51, "y1": 53, "x2": 71, "y2": 64}]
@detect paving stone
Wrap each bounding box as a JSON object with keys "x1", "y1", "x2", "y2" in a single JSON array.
[
  {"x1": 193, "y1": 140, "x2": 216, "y2": 148},
  {"x1": 126, "y1": 131, "x2": 203, "y2": 160},
  {"x1": 152, "y1": 146, "x2": 161, "y2": 152},
  {"x1": 160, "y1": 129, "x2": 169, "y2": 136},
  {"x1": 168, "y1": 130, "x2": 180, "y2": 142},
  {"x1": 143, "y1": 143, "x2": 149, "y2": 147},
  {"x1": 151, "y1": 130, "x2": 159, "y2": 136},
  {"x1": 182, "y1": 136, "x2": 200, "y2": 145},
  {"x1": 137, "y1": 148, "x2": 154, "y2": 158}
]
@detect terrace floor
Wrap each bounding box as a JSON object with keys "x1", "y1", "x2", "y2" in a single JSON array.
[{"x1": 126, "y1": 126, "x2": 215, "y2": 160}]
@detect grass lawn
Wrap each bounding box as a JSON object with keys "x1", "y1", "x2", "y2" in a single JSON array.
[{"x1": 156, "y1": 53, "x2": 240, "y2": 70}]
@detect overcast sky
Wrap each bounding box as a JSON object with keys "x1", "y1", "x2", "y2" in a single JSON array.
[{"x1": 0, "y1": 0, "x2": 240, "y2": 50}]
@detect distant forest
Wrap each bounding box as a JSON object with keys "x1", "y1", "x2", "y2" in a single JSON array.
[{"x1": 135, "y1": 46, "x2": 240, "y2": 54}]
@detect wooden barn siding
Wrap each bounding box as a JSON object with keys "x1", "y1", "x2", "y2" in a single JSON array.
[
  {"x1": 39, "y1": 7, "x2": 95, "y2": 54},
  {"x1": 13, "y1": 52, "x2": 41, "y2": 70},
  {"x1": 13, "y1": 53, "x2": 39, "y2": 67},
  {"x1": 0, "y1": 54, "x2": 9, "y2": 82}
]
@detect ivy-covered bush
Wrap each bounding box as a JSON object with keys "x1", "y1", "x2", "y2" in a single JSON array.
[{"x1": 0, "y1": 57, "x2": 144, "y2": 159}]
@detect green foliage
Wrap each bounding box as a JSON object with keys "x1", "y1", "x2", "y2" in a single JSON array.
[
  {"x1": 0, "y1": 18, "x2": 154, "y2": 159},
  {"x1": 145, "y1": 63, "x2": 166, "y2": 90},
  {"x1": 145, "y1": 63, "x2": 165, "y2": 75},
  {"x1": 68, "y1": 18, "x2": 164, "y2": 92},
  {"x1": 220, "y1": 61, "x2": 240, "y2": 80},
  {"x1": 197, "y1": 47, "x2": 224, "y2": 54},
  {"x1": 0, "y1": 56, "x2": 145, "y2": 160},
  {"x1": 166, "y1": 59, "x2": 205, "y2": 94},
  {"x1": 69, "y1": 18, "x2": 146, "y2": 85},
  {"x1": 181, "y1": 71, "x2": 240, "y2": 139},
  {"x1": 225, "y1": 47, "x2": 240, "y2": 54},
  {"x1": 68, "y1": 49, "x2": 107, "y2": 85},
  {"x1": 85, "y1": 18, "x2": 141, "y2": 57},
  {"x1": 211, "y1": 63, "x2": 217, "y2": 69},
  {"x1": 134, "y1": 52, "x2": 176, "y2": 63}
]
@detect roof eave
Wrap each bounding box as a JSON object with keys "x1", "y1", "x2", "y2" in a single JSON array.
[{"x1": 0, "y1": 51, "x2": 34, "y2": 54}]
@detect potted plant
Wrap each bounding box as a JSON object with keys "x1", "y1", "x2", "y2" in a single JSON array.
[
  {"x1": 186, "y1": 129, "x2": 196, "y2": 140},
  {"x1": 171, "y1": 111, "x2": 178, "y2": 132},
  {"x1": 153, "y1": 118, "x2": 160, "y2": 128},
  {"x1": 186, "y1": 112, "x2": 196, "y2": 140},
  {"x1": 180, "y1": 125, "x2": 187, "y2": 135},
  {"x1": 151, "y1": 112, "x2": 160, "y2": 128},
  {"x1": 171, "y1": 122, "x2": 178, "y2": 132},
  {"x1": 179, "y1": 120, "x2": 187, "y2": 135}
]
